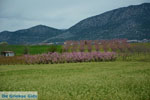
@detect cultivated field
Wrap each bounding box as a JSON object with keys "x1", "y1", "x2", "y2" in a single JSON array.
[
  {"x1": 0, "y1": 45, "x2": 62, "y2": 55},
  {"x1": 0, "y1": 62, "x2": 150, "y2": 100},
  {"x1": 0, "y1": 40, "x2": 150, "y2": 100}
]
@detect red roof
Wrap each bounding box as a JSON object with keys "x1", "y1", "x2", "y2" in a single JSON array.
[{"x1": 1, "y1": 51, "x2": 14, "y2": 53}]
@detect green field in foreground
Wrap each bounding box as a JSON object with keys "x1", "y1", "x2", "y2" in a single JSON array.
[{"x1": 0, "y1": 62, "x2": 150, "y2": 100}]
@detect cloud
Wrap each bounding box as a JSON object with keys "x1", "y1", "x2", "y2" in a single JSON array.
[{"x1": 0, "y1": 0, "x2": 150, "y2": 32}]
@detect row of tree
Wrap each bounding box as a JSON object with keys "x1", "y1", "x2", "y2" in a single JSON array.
[{"x1": 63, "y1": 39, "x2": 130, "y2": 52}]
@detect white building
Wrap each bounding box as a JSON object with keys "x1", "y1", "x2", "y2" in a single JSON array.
[{"x1": 1, "y1": 51, "x2": 15, "y2": 57}]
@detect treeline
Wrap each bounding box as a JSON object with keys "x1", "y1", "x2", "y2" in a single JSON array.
[
  {"x1": 63, "y1": 39, "x2": 129, "y2": 52},
  {"x1": 63, "y1": 39, "x2": 150, "y2": 53}
]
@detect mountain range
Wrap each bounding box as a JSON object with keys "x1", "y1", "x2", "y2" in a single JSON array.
[{"x1": 0, "y1": 3, "x2": 150, "y2": 44}]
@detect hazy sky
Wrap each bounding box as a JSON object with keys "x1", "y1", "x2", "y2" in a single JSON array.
[{"x1": 0, "y1": 0, "x2": 149, "y2": 32}]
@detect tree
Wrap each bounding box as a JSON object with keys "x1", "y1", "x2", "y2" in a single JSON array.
[
  {"x1": 87, "y1": 40, "x2": 92, "y2": 52},
  {"x1": 0, "y1": 42, "x2": 9, "y2": 52},
  {"x1": 79, "y1": 40, "x2": 85, "y2": 52},
  {"x1": 63, "y1": 41, "x2": 72, "y2": 52},
  {"x1": 94, "y1": 40, "x2": 100, "y2": 52},
  {"x1": 71, "y1": 41, "x2": 78, "y2": 52},
  {"x1": 24, "y1": 46, "x2": 29, "y2": 54},
  {"x1": 48, "y1": 45, "x2": 57, "y2": 53}
]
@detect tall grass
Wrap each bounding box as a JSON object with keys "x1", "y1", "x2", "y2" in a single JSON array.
[{"x1": 0, "y1": 62, "x2": 150, "y2": 100}]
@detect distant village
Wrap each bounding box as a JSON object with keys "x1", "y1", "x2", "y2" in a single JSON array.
[{"x1": 37, "y1": 39, "x2": 150, "y2": 45}]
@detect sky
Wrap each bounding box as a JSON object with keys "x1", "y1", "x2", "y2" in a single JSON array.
[{"x1": 0, "y1": 0, "x2": 150, "y2": 32}]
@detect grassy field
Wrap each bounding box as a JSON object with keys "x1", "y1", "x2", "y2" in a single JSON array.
[
  {"x1": 0, "y1": 45, "x2": 62, "y2": 55},
  {"x1": 0, "y1": 62, "x2": 150, "y2": 100}
]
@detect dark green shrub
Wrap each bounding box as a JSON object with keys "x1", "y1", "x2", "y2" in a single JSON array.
[
  {"x1": 48, "y1": 45, "x2": 58, "y2": 52},
  {"x1": 24, "y1": 46, "x2": 29, "y2": 54},
  {"x1": 47, "y1": 45, "x2": 63, "y2": 53}
]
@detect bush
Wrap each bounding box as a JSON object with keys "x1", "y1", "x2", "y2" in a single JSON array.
[
  {"x1": 48, "y1": 45, "x2": 59, "y2": 52},
  {"x1": 24, "y1": 46, "x2": 29, "y2": 54},
  {"x1": 22, "y1": 52, "x2": 117, "y2": 64}
]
